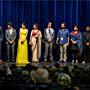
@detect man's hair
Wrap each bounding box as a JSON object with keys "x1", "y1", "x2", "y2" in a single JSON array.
[
  {"x1": 61, "y1": 22, "x2": 66, "y2": 26},
  {"x1": 86, "y1": 26, "x2": 90, "y2": 29},
  {"x1": 74, "y1": 25, "x2": 79, "y2": 29},
  {"x1": 48, "y1": 22, "x2": 52, "y2": 25},
  {"x1": 8, "y1": 22, "x2": 13, "y2": 26}
]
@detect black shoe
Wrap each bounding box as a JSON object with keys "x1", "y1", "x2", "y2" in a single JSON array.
[
  {"x1": 12, "y1": 60, "x2": 15, "y2": 62},
  {"x1": 57, "y1": 60, "x2": 61, "y2": 63},
  {"x1": 7, "y1": 60, "x2": 10, "y2": 62},
  {"x1": 62, "y1": 60, "x2": 65, "y2": 63},
  {"x1": 50, "y1": 60, "x2": 54, "y2": 63},
  {"x1": 44, "y1": 59, "x2": 47, "y2": 62},
  {"x1": 59, "y1": 60, "x2": 63, "y2": 63}
]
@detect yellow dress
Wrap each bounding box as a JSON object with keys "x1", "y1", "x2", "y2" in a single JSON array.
[{"x1": 16, "y1": 28, "x2": 28, "y2": 66}]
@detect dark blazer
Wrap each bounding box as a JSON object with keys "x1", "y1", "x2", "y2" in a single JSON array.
[
  {"x1": 0, "y1": 27, "x2": 3, "y2": 43},
  {"x1": 83, "y1": 31, "x2": 90, "y2": 43},
  {"x1": 5, "y1": 28, "x2": 16, "y2": 44}
]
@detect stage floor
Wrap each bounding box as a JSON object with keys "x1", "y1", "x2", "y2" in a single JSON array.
[{"x1": 1, "y1": 62, "x2": 90, "y2": 68}]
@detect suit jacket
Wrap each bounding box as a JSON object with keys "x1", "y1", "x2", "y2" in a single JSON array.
[
  {"x1": 5, "y1": 28, "x2": 16, "y2": 44},
  {"x1": 44, "y1": 28, "x2": 55, "y2": 42},
  {"x1": 83, "y1": 31, "x2": 90, "y2": 47},
  {"x1": 0, "y1": 29, "x2": 3, "y2": 43}
]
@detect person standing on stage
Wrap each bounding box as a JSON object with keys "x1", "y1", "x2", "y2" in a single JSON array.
[
  {"x1": 70, "y1": 25, "x2": 83, "y2": 64},
  {"x1": 82, "y1": 26, "x2": 90, "y2": 63},
  {"x1": 56, "y1": 23, "x2": 69, "y2": 63},
  {"x1": 29, "y1": 23, "x2": 42, "y2": 63},
  {"x1": 5, "y1": 22, "x2": 16, "y2": 62},
  {"x1": 0, "y1": 26, "x2": 3, "y2": 61},
  {"x1": 16, "y1": 23, "x2": 29, "y2": 66},
  {"x1": 44, "y1": 22, "x2": 55, "y2": 62}
]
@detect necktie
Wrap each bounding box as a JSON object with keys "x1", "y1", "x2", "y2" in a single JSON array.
[{"x1": 49, "y1": 28, "x2": 51, "y2": 36}]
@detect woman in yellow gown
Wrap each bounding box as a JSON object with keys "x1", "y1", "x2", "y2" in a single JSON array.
[{"x1": 16, "y1": 23, "x2": 29, "y2": 66}]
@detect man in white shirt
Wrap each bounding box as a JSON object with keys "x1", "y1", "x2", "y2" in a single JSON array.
[
  {"x1": 5, "y1": 22, "x2": 16, "y2": 62},
  {"x1": 44, "y1": 22, "x2": 55, "y2": 62}
]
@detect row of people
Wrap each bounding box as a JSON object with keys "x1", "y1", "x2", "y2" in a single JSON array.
[{"x1": 0, "y1": 22, "x2": 90, "y2": 66}]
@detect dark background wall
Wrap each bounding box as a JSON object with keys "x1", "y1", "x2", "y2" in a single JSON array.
[{"x1": 0, "y1": 0, "x2": 90, "y2": 61}]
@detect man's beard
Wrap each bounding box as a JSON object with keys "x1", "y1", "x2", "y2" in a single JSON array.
[{"x1": 61, "y1": 27, "x2": 65, "y2": 29}]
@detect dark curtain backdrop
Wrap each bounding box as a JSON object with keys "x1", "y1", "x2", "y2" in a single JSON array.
[{"x1": 0, "y1": 0, "x2": 90, "y2": 61}]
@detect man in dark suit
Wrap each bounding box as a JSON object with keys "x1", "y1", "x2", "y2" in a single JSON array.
[
  {"x1": 83, "y1": 26, "x2": 90, "y2": 63},
  {"x1": 0, "y1": 26, "x2": 3, "y2": 61},
  {"x1": 44, "y1": 22, "x2": 55, "y2": 62},
  {"x1": 5, "y1": 22, "x2": 16, "y2": 62}
]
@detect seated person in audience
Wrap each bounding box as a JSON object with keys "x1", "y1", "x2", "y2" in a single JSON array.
[{"x1": 31, "y1": 67, "x2": 51, "y2": 83}]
